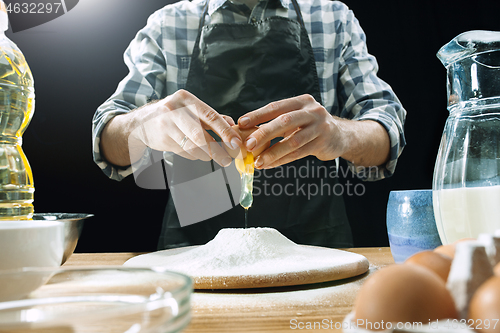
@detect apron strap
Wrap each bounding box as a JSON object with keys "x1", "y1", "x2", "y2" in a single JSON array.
[
  {"x1": 290, "y1": 0, "x2": 305, "y2": 28},
  {"x1": 199, "y1": 0, "x2": 209, "y2": 31}
]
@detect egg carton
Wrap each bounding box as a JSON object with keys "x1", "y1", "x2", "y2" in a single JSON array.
[{"x1": 343, "y1": 312, "x2": 474, "y2": 333}]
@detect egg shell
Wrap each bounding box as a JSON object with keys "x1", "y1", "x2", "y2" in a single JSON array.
[
  {"x1": 456, "y1": 238, "x2": 477, "y2": 243},
  {"x1": 468, "y1": 276, "x2": 500, "y2": 333},
  {"x1": 353, "y1": 264, "x2": 458, "y2": 331},
  {"x1": 405, "y1": 250, "x2": 452, "y2": 282},
  {"x1": 434, "y1": 244, "x2": 456, "y2": 259},
  {"x1": 434, "y1": 238, "x2": 476, "y2": 259}
]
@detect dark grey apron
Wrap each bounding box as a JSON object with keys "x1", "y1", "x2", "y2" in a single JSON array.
[{"x1": 158, "y1": 0, "x2": 353, "y2": 249}]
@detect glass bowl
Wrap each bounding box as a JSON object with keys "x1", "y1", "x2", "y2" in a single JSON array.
[{"x1": 0, "y1": 267, "x2": 192, "y2": 333}]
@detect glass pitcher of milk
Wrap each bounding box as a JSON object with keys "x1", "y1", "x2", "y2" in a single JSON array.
[{"x1": 433, "y1": 30, "x2": 500, "y2": 244}]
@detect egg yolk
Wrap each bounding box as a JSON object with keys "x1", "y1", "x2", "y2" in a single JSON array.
[{"x1": 235, "y1": 152, "x2": 254, "y2": 175}]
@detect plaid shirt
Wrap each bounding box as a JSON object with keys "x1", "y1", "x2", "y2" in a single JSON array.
[{"x1": 92, "y1": 0, "x2": 406, "y2": 181}]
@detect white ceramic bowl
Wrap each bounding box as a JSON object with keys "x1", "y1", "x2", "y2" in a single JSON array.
[{"x1": 0, "y1": 220, "x2": 65, "y2": 301}]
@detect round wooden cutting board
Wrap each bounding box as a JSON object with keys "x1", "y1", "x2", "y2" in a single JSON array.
[{"x1": 125, "y1": 246, "x2": 369, "y2": 289}]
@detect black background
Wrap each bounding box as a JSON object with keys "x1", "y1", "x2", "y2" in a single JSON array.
[{"x1": 5, "y1": 0, "x2": 500, "y2": 252}]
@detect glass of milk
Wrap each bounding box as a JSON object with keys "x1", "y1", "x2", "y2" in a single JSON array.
[{"x1": 434, "y1": 30, "x2": 500, "y2": 245}]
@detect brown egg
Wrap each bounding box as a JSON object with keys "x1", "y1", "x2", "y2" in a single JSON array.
[
  {"x1": 433, "y1": 238, "x2": 476, "y2": 259},
  {"x1": 468, "y1": 276, "x2": 500, "y2": 333},
  {"x1": 455, "y1": 238, "x2": 476, "y2": 243},
  {"x1": 405, "y1": 250, "x2": 452, "y2": 282},
  {"x1": 353, "y1": 264, "x2": 458, "y2": 331},
  {"x1": 434, "y1": 244, "x2": 456, "y2": 259},
  {"x1": 494, "y1": 262, "x2": 500, "y2": 276}
]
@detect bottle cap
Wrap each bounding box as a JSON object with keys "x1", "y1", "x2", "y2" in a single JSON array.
[{"x1": 0, "y1": 1, "x2": 8, "y2": 32}]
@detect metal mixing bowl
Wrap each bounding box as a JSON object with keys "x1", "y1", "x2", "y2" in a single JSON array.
[{"x1": 33, "y1": 213, "x2": 93, "y2": 264}]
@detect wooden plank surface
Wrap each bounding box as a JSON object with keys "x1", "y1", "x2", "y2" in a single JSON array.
[{"x1": 64, "y1": 248, "x2": 395, "y2": 332}]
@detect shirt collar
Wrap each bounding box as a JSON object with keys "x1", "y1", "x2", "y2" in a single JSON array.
[{"x1": 207, "y1": 0, "x2": 291, "y2": 16}]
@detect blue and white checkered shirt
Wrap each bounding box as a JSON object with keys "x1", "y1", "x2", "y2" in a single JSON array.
[{"x1": 92, "y1": 0, "x2": 406, "y2": 182}]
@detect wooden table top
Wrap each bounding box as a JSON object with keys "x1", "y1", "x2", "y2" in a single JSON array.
[{"x1": 63, "y1": 248, "x2": 395, "y2": 333}]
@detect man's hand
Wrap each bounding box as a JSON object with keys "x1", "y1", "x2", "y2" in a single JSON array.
[
  {"x1": 101, "y1": 89, "x2": 242, "y2": 167},
  {"x1": 237, "y1": 94, "x2": 390, "y2": 169}
]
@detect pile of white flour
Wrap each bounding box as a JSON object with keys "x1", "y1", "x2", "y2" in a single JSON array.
[{"x1": 124, "y1": 228, "x2": 357, "y2": 277}]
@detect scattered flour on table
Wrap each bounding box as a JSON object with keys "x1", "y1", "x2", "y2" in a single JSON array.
[{"x1": 124, "y1": 228, "x2": 360, "y2": 277}]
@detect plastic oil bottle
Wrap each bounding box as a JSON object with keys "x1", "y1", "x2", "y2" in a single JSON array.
[{"x1": 0, "y1": 1, "x2": 35, "y2": 219}]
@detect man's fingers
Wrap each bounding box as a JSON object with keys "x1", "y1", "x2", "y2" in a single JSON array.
[
  {"x1": 166, "y1": 90, "x2": 242, "y2": 150},
  {"x1": 238, "y1": 95, "x2": 310, "y2": 128},
  {"x1": 222, "y1": 115, "x2": 235, "y2": 126},
  {"x1": 209, "y1": 141, "x2": 234, "y2": 167},
  {"x1": 190, "y1": 101, "x2": 241, "y2": 150},
  {"x1": 258, "y1": 146, "x2": 311, "y2": 169},
  {"x1": 171, "y1": 111, "x2": 232, "y2": 166},
  {"x1": 180, "y1": 136, "x2": 212, "y2": 161},
  {"x1": 245, "y1": 110, "x2": 311, "y2": 152},
  {"x1": 254, "y1": 127, "x2": 317, "y2": 168}
]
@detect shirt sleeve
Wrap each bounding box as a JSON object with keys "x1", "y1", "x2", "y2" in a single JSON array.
[
  {"x1": 337, "y1": 8, "x2": 407, "y2": 181},
  {"x1": 92, "y1": 10, "x2": 166, "y2": 181}
]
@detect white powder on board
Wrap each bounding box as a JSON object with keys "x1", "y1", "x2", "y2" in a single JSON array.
[{"x1": 125, "y1": 228, "x2": 363, "y2": 277}]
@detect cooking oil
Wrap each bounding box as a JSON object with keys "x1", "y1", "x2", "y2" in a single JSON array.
[{"x1": 0, "y1": 1, "x2": 35, "y2": 219}]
